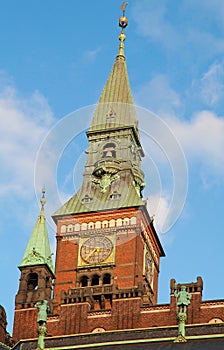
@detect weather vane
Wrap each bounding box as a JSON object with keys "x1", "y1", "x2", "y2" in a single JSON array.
[
  {"x1": 119, "y1": 2, "x2": 128, "y2": 30},
  {"x1": 121, "y1": 2, "x2": 128, "y2": 16},
  {"x1": 117, "y1": 2, "x2": 128, "y2": 58}
]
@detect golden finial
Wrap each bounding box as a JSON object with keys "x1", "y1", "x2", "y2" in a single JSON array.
[
  {"x1": 40, "y1": 187, "x2": 46, "y2": 210},
  {"x1": 117, "y1": 2, "x2": 128, "y2": 59}
]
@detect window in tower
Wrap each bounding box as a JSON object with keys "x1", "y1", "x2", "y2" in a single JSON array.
[
  {"x1": 130, "y1": 216, "x2": 137, "y2": 225},
  {"x1": 80, "y1": 276, "x2": 88, "y2": 287},
  {"x1": 67, "y1": 224, "x2": 73, "y2": 233},
  {"x1": 109, "y1": 219, "x2": 115, "y2": 227},
  {"x1": 102, "y1": 220, "x2": 108, "y2": 228},
  {"x1": 74, "y1": 223, "x2": 80, "y2": 231},
  {"x1": 124, "y1": 218, "x2": 130, "y2": 226},
  {"x1": 61, "y1": 225, "x2": 66, "y2": 233},
  {"x1": 91, "y1": 275, "x2": 100, "y2": 286},
  {"x1": 27, "y1": 273, "x2": 38, "y2": 290},
  {"x1": 81, "y1": 222, "x2": 87, "y2": 231},
  {"x1": 110, "y1": 191, "x2": 121, "y2": 200},
  {"x1": 81, "y1": 194, "x2": 93, "y2": 203},
  {"x1": 45, "y1": 276, "x2": 51, "y2": 288},
  {"x1": 95, "y1": 221, "x2": 101, "y2": 229},
  {"x1": 103, "y1": 274, "x2": 111, "y2": 285},
  {"x1": 102, "y1": 143, "x2": 116, "y2": 158},
  {"x1": 116, "y1": 218, "x2": 122, "y2": 227}
]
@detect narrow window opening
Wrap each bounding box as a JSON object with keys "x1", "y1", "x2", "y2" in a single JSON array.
[
  {"x1": 80, "y1": 276, "x2": 88, "y2": 287},
  {"x1": 103, "y1": 274, "x2": 111, "y2": 285},
  {"x1": 91, "y1": 275, "x2": 100, "y2": 286},
  {"x1": 27, "y1": 273, "x2": 38, "y2": 291},
  {"x1": 102, "y1": 143, "x2": 116, "y2": 158}
]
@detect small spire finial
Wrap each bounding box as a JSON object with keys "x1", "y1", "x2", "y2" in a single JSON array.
[
  {"x1": 117, "y1": 2, "x2": 128, "y2": 59},
  {"x1": 40, "y1": 187, "x2": 46, "y2": 210}
]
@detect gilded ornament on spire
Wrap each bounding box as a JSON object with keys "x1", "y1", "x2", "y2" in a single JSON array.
[
  {"x1": 40, "y1": 187, "x2": 46, "y2": 211},
  {"x1": 118, "y1": 2, "x2": 128, "y2": 58}
]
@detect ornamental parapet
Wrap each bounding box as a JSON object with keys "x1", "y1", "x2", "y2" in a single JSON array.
[
  {"x1": 170, "y1": 276, "x2": 203, "y2": 295},
  {"x1": 61, "y1": 283, "x2": 144, "y2": 305}
]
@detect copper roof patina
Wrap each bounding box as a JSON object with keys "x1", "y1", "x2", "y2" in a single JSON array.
[{"x1": 19, "y1": 189, "x2": 54, "y2": 274}]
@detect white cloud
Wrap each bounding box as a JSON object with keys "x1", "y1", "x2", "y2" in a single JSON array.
[
  {"x1": 134, "y1": 71, "x2": 224, "y2": 179},
  {"x1": 83, "y1": 47, "x2": 101, "y2": 63},
  {"x1": 132, "y1": 0, "x2": 224, "y2": 59},
  {"x1": 0, "y1": 77, "x2": 55, "y2": 198},
  {"x1": 192, "y1": 61, "x2": 224, "y2": 107},
  {"x1": 134, "y1": 75, "x2": 181, "y2": 115},
  {"x1": 131, "y1": 1, "x2": 180, "y2": 50},
  {"x1": 165, "y1": 111, "x2": 224, "y2": 176},
  {"x1": 147, "y1": 195, "x2": 170, "y2": 234},
  {"x1": 186, "y1": 0, "x2": 224, "y2": 27}
]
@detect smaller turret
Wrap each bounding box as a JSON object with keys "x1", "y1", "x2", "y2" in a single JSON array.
[{"x1": 15, "y1": 189, "x2": 55, "y2": 308}]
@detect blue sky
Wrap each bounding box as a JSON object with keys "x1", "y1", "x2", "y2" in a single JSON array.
[{"x1": 1, "y1": 1, "x2": 224, "y2": 333}]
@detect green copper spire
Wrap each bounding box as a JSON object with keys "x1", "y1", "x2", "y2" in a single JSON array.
[
  {"x1": 53, "y1": 4, "x2": 145, "y2": 219},
  {"x1": 90, "y1": 2, "x2": 139, "y2": 135},
  {"x1": 19, "y1": 189, "x2": 54, "y2": 274}
]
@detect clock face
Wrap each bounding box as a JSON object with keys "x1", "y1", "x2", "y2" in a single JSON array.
[
  {"x1": 145, "y1": 250, "x2": 154, "y2": 285},
  {"x1": 80, "y1": 236, "x2": 113, "y2": 264}
]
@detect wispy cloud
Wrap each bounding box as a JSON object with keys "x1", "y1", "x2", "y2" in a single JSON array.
[
  {"x1": 165, "y1": 111, "x2": 224, "y2": 179},
  {"x1": 0, "y1": 75, "x2": 55, "y2": 198},
  {"x1": 147, "y1": 195, "x2": 170, "y2": 234},
  {"x1": 132, "y1": 0, "x2": 224, "y2": 60},
  {"x1": 192, "y1": 61, "x2": 224, "y2": 107},
  {"x1": 131, "y1": 1, "x2": 180, "y2": 50},
  {"x1": 83, "y1": 47, "x2": 101, "y2": 63},
  {"x1": 134, "y1": 75, "x2": 181, "y2": 116}
]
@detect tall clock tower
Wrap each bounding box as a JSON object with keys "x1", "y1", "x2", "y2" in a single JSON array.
[{"x1": 51, "y1": 6, "x2": 164, "y2": 330}]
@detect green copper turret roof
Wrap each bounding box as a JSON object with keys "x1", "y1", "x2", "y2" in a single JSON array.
[{"x1": 19, "y1": 189, "x2": 54, "y2": 274}]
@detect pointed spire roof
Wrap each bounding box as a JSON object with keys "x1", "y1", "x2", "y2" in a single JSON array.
[
  {"x1": 19, "y1": 189, "x2": 54, "y2": 275},
  {"x1": 52, "y1": 4, "x2": 145, "y2": 220},
  {"x1": 89, "y1": 4, "x2": 139, "y2": 137}
]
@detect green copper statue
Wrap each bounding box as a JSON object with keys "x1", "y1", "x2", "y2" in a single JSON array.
[
  {"x1": 174, "y1": 286, "x2": 192, "y2": 314},
  {"x1": 35, "y1": 300, "x2": 49, "y2": 350},
  {"x1": 174, "y1": 285, "x2": 192, "y2": 343},
  {"x1": 35, "y1": 300, "x2": 49, "y2": 325}
]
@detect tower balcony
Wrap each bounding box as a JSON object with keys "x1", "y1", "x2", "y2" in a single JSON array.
[
  {"x1": 60, "y1": 283, "x2": 144, "y2": 308},
  {"x1": 92, "y1": 159, "x2": 122, "y2": 178}
]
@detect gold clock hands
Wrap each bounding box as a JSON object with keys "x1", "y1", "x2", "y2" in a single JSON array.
[
  {"x1": 86, "y1": 247, "x2": 101, "y2": 260},
  {"x1": 85, "y1": 247, "x2": 97, "y2": 260}
]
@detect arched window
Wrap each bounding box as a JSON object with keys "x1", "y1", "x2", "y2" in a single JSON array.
[
  {"x1": 27, "y1": 273, "x2": 38, "y2": 290},
  {"x1": 95, "y1": 221, "x2": 101, "y2": 229},
  {"x1": 91, "y1": 275, "x2": 100, "y2": 286},
  {"x1": 124, "y1": 218, "x2": 130, "y2": 225},
  {"x1": 88, "y1": 222, "x2": 94, "y2": 230},
  {"x1": 116, "y1": 218, "x2": 122, "y2": 227},
  {"x1": 80, "y1": 276, "x2": 88, "y2": 287},
  {"x1": 130, "y1": 217, "x2": 137, "y2": 225},
  {"x1": 45, "y1": 276, "x2": 51, "y2": 288},
  {"x1": 109, "y1": 219, "x2": 115, "y2": 227},
  {"x1": 74, "y1": 223, "x2": 80, "y2": 231},
  {"x1": 103, "y1": 274, "x2": 111, "y2": 285},
  {"x1": 61, "y1": 225, "x2": 66, "y2": 233},
  {"x1": 81, "y1": 222, "x2": 87, "y2": 230},
  {"x1": 102, "y1": 143, "x2": 116, "y2": 158},
  {"x1": 102, "y1": 220, "x2": 108, "y2": 228},
  {"x1": 67, "y1": 224, "x2": 73, "y2": 233}
]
